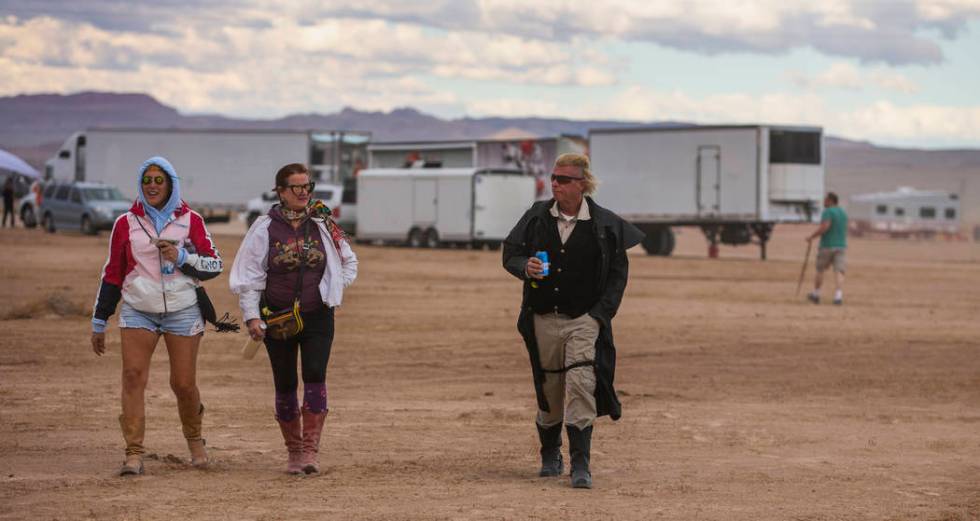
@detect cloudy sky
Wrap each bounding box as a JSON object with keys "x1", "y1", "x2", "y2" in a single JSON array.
[{"x1": 2, "y1": 0, "x2": 980, "y2": 147}]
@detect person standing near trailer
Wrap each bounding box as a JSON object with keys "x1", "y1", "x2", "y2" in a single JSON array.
[
  {"x1": 502, "y1": 153, "x2": 644, "y2": 489},
  {"x1": 2, "y1": 177, "x2": 15, "y2": 227},
  {"x1": 807, "y1": 192, "x2": 848, "y2": 305}
]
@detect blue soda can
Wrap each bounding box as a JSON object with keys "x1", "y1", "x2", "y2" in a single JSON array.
[{"x1": 535, "y1": 251, "x2": 550, "y2": 277}]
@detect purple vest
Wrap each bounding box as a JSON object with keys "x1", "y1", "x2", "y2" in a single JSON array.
[{"x1": 265, "y1": 210, "x2": 327, "y2": 311}]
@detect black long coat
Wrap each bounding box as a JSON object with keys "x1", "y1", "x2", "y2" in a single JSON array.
[{"x1": 502, "y1": 197, "x2": 644, "y2": 420}]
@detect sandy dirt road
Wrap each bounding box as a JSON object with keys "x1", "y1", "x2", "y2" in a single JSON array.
[{"x1": 1, "y1": 224, "x2": 978, "y2": 521}]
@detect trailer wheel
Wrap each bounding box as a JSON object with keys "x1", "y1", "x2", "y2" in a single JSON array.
[
  {"x1": 641, "y1": 226, "x2": 674, "y2": 256},
  {"x1": 407, "y1": 227, "x2": 424, "y2": 248},
  {"x1": 423, "y1": 228, "x2": 440, "y2": 249},
  {"x1": 663, "y1": 228, "x2": 675, "y2": 256}
]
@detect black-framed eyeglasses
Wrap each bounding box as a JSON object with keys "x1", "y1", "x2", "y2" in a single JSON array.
[
  {"x1": 142, "y1": 175, "x2": 167, "y2": 186},
  {"x1": 551, "y1": 174, "x2": 582, "y2": 185},
  {"x1": 285, "y1": 182, "x2": 315, "y2": 195}
]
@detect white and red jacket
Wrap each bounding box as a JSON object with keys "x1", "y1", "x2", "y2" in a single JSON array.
[{"x1": 92, "y1": 200, "x2": 223, "y2": 326}]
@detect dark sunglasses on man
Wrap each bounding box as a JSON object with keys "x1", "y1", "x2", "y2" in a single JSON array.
[
  {"x1": 142, "y1": 175, "x2": 167, "y2": 185},
  {"x1": 550, "y1": 174, "x2": 583, "y2": 185}
]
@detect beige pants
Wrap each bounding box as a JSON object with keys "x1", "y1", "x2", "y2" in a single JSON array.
[
  {"x1": 816, "y1": 247, "x2": 847, "y2": 273},
  {"x1": 533, "y1": 312, "x2": 599, "y2": 430}
]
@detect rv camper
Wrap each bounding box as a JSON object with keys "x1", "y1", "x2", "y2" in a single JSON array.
[
  {"x1": 848, "y1": 187, "x2": 960, "y2": 238},
  {"x1": 356, "y1": 168, "x2": 535, "y2": 249},
  {"x1": 589, "y1": 125, "x2": 825, "y2": 258},
  {"x1": 366, "y1": 135, "x2": 587, "y2": 200}
]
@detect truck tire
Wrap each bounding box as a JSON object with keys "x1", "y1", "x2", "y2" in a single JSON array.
[
  {"x1": 423, "y1": 228, "x2": 440, "y2": 249},
  {"x1": 21, "y1": 206, "x2": 36, "y2": 228},
  {"x1": 407, "y1": 227, "x2": 424, "y2": 248},
  {"x1": 81, "y1": 215, "x2": 97, "y2": 236},
  {"x1": 42, "y1": 212, "x2": 56, "y2": 233}
]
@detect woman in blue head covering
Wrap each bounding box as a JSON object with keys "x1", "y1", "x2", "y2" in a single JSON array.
[{"x1": 91, "y1": 156, "x2": 226, "y2": 476}]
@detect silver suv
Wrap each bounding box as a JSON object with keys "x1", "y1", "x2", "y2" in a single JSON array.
[{"x1": 40, "y1": 181, "x2": 130, "y2": 235}]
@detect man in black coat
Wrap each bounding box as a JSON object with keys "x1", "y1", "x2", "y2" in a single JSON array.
[{"x1": 502, "y1": 153, "x2": 643, "y2": 489}]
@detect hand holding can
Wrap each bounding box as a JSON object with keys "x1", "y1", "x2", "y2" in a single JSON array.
[{"x1": 535, "y1": 251, "x2": 550, "y2": 277}]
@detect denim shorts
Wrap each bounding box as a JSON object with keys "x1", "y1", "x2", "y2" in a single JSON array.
[{"x1": 119, "y1": 302, "x2": 205, "y2": 336}]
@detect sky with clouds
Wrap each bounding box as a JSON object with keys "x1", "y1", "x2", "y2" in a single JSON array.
[{"x1": 2, "y1": 0, "x2": 980, "y2": 148}]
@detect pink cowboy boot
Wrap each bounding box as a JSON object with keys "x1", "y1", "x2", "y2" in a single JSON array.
[
  {"x1": 277, "y1": 416, "x2": 304, "y2": 475},
  {"x1": 300, "y1": 406, "x2": 328, "y2": 474}
]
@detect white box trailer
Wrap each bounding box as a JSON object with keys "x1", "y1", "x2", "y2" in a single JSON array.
[
  {"x1": 589, "y1": 125, "x2": 825, "y2": 258},
  {"x1": 848, "y1": 187, "x2": 960, "y2": 238},
  {"x1": 44, "y1": 128, "x2": 369, "y2": 220},
  {"x1": 356, "y1": 168, "x2": 536, "y2": 248}
]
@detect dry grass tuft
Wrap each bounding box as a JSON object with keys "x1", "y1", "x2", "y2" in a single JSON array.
[{"x1": 2, "y1": 291, "x2": 89, "y2": 320}]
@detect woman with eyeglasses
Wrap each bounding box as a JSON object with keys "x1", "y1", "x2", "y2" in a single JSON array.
[
  {"x1": 229, "y1": 163, "x2": 358, "y2": 475},
  {"x1": 91, "y1": 156, "x2": 225, "y2": 476}
]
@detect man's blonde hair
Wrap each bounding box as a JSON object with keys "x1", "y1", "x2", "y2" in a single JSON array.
[{"x1": 554, "y1": 153, "x2": 598, "y2": 195}]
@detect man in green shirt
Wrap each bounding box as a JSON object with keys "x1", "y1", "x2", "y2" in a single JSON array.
[{"x1": 806, "y1": 192, "x2": 848, "y2": 305}]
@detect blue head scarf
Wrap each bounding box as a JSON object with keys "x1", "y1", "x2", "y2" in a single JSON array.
[{"x1": 136, "y1": 156, "x2": 181, "y2": 234}]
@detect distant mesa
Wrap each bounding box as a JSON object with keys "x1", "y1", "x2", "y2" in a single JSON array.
[{"x1": 1, "y1": 91, "x2": 978, "y2": 225}]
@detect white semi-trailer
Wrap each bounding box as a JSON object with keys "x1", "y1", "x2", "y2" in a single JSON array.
[
  {"x1": 356, "y1": 168, "x2": 535, "y2": 249},
  {"x1": 589, "y1": 125, "x2": 825, "y2": 258},
  {"x1": 44, "y1": 128, "x2": 369, "y2": 220}
]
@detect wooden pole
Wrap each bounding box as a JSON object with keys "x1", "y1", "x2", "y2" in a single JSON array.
[{"x1": 796, "y1": 240, "x2": 813, "y2": 296}]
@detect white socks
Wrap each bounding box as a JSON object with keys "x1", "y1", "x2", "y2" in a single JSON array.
[{"x1": 834, "y1": 290, "x2": 843, "y2": 301}]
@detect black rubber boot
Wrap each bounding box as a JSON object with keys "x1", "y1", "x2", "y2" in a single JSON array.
[
  {"x1": 536, "y1": 423, "x2": 564, "y2": 477},
  {"x1": 566, "y1": 424, "x2": 593, "y2": 489}
]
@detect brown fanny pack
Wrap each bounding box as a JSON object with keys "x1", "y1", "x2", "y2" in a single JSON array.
[{"x1": 262, "y1": 300, "x2": 304, "y2": 340}]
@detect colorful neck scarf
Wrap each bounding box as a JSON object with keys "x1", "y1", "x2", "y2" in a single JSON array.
[{"x1": 279, "y1": 205, "x2": 309, "y2": 221}]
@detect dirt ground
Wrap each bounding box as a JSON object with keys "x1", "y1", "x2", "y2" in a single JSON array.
[{"x1": 1, "y1": 222, "x2": 978, "y2": 521}]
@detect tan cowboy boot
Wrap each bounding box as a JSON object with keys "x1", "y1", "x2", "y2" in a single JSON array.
[
  {"x1": 178, "y1": 402, "x2": 209, "y2": 468},
  {"x1": 300, "y1": 407, "x2": 328, "y2": 474},
  {"x1": 118, "y1": 414, "x2": 145, "y2": 476},
  {"x1": 277, "y1": 416, "x2": 304, "y2": 475}
]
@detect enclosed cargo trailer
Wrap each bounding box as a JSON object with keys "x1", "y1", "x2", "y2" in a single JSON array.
[{"x1": 356, "y1": 168, "x2": 535, "y2": 249}]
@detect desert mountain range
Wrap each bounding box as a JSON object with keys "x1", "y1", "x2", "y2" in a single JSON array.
[{"x1": 2, "y1": 92, "x2": 978, "y2": 225}]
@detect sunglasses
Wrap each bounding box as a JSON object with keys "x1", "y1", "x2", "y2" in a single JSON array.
[
  {"x1": 551, "y1": 174, "x2": 583, "y2": 185},
  {"x1": 284, "y1": 182, "x2": 315, "y2": 195},
  {"x1": 142, "y1": 175, "x2": 167, "y2": 185}
]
